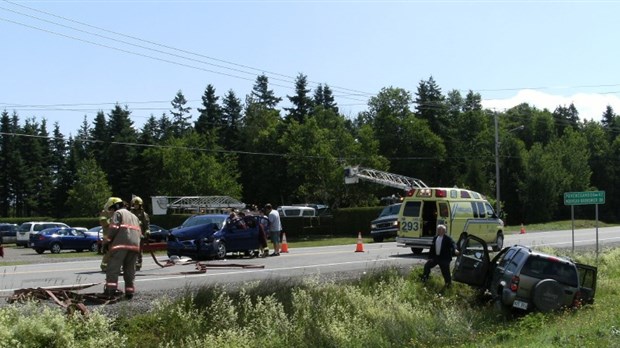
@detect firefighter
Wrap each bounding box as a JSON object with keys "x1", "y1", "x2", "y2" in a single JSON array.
[
  {"x1": 103, "y1": 196, "x2": 141, "y2": 300},
  {"x1": 130, "y1": 195, "x2": 150, "y2": 271},
  {"x1": 99, "y1": 208, "x2": 112, "y2": 271}
]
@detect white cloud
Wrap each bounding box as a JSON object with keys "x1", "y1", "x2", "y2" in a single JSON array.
[{"x1": 481, "y1": 90, "x2": 620, "y2": 122}]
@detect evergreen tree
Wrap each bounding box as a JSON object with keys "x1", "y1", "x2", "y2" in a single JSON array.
[
  {"x1": 250, "y1": 74, "x2": 282, "y2": 109},
  {"x1": 140, "y1": 115, "x2": 160, "y2": 144},
  {"x1": 17, "y1": 118, "x2": 47, "y2": 216},
  {"x1": 414, "y1": 76, "x2": 448, "y2": 136},
  {"x1": 313, "y1": 84, "x2": 338, "y2": 114},
  {"x1": 601, "y1": 105, "x2": 615, "y2": 129},
  {"x1": 50, "y1": 123, "x2": 69, "y2": 217},
  {"x1": 0, "y1": 111, "x2": 22, "y2": 216},
  {"x1": 74, "y1": 116, "x2": 91, "y2": 161},
  {"x1": 104, "y1": 104, "x2": 138, "y2": 200},
  {"x1": 601, "y1": 105, "x2": 619, "y2": 141},
  {"x1": 285, "y1": 73, "x2": 313, "y2": 123},
  {"x1": 463, "y1": 90, "x2": 482, "y2": 112},
  {"x1": 90, "y1": 111, "x2": 108, "y2": 161},
  {"x1": 195, "y1": 84, "x2": 221, "y2": 136},
  {"x1": 221, "y1": 89, "x2": 243, "y2": 150},
  {"x1": 170, "y1": 90, "x2": 192, "y2": 137},
  {"x1": 36, "y1": 119, "x2": 55, "y2": 216},
  {"x1": 552, "y1": 103, "x2": 579, "y2": 136},
  {"x1": 135, "y1": 116, "x2": 164, "y2": 204},
  {"x1": 157, "y1": 113, "x2": 174, "y2": 141}
]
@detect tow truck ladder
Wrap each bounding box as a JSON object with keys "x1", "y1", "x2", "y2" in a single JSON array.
[{"x1": 344, "y1": 166, "x2": 428, "y2": 191}]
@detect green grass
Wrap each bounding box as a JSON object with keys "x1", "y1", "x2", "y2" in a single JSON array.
[{"x1": 2, "y1": 246, "x2": 618, "y2": 347}]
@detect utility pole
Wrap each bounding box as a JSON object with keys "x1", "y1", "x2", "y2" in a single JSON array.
[
  {"x1": 494, "y1": 112, "x2": 524, "y2": 215},
  {"x1": 494, "y1": 113, "x2": 500, "y2": 214}
]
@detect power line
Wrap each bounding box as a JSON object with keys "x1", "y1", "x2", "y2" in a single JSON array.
[{"x1": 1, "y1": 0, "x2": 375, "y2": 99}]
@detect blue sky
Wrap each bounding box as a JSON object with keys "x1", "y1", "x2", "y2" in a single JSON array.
[{"x1": 1, "y1": 0, "x2": 619, "y2": 137}]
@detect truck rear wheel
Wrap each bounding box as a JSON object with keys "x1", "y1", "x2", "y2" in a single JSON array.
[{"x1": 492, "y1": 232, "x2": 504, "y2": 252}]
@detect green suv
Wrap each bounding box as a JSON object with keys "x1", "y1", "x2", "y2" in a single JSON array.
[{"x1": 452, "y1": 236, "x2": 597, "y2": 312}]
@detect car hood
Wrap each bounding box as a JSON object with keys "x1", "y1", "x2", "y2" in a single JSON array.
[{"x1": 170, "y1": 223, "x2": 220, "y2": 241}]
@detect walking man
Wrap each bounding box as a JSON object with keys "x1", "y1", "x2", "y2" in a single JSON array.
[{"x1": 421, "y1": 224, "x2": 459, "y2": 287}]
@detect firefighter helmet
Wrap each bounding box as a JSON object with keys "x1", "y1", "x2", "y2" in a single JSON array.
[
  {"x1": 104, "y1": 197, "x2": 123, "y2": 211},
  {"x1": 131, "y1": 196, "x2": 143, "y2": 207}
]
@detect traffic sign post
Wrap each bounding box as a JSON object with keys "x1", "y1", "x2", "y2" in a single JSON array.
[{"x1": 564, "y1": 191, "x2": 605, "y2": 260}]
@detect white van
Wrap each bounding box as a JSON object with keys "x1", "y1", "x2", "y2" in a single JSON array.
[
  {"x1": 277, "y1": 206, "x2": 317, "y2": 217},
  {"x1": 16, "y1": 221, "x2": 70, "y2": 247},
  {"x1": 396, "y1": 187, "x2": 504, "y2": 254}
]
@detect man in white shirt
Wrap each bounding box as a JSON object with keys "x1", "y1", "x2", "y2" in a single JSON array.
[{"x1": 264, "y1": 204, "x2": 282, "y2": 256}]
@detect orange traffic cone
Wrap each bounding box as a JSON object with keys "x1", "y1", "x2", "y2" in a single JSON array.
[
  {"x1": 280, "y1": 232, "x2": 289, "y2": 253},
  {"x1": 520, "y1": 223, "x2": 526, "y2": 234},
  {"x1": 355, "y1": 232, "x2": 365, "y2": 252}
]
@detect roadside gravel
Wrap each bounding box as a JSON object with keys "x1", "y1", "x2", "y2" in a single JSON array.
[{"x1": 0, "y1": 245, "x2": 188, "y2": 316}]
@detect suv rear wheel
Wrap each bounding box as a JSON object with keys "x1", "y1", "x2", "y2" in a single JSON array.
[{"x1": 532, "y1": 279, "x2": 563, "y2": 312}]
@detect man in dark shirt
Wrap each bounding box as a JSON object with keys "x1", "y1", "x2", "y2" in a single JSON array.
[{"x1": 420, "y1": 224, "x2": 459, "y2": 287}]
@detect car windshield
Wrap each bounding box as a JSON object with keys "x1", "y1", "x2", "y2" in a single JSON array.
[
  {"x1": 379, "y1": 204, "x2": 401, "y2": 217},
  {"x1": 182, "y1": 215, "x2": 226, "y2": 228},
  {"x1": 520, "y1": 256, "x2": 579, "y2": 287}
]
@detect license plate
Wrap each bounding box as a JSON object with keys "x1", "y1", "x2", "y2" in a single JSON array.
[{"x1": 513, "y1": 300, "x2": 528, "y2": 310}]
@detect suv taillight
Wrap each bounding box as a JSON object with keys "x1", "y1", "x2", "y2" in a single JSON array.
[
  {"x1": 510, "y1": 275, "x2": 520, "y2": 292},
  {"x1": 572, "y1": 291, "x2": 583, "y2": 308}
]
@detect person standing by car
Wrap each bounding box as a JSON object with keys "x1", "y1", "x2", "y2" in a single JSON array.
[
  {"x1": 103, "y1": 197, "x2": 142, "y2": 300},
  {"x1": 99, "y1": 209, "x2": 112, "y2": 271},
  {"x1": 420, "y1": 224, "x2": 459, "y2": 287},
  {"x1": 264, "y1": 204, "x2": 282, "y2": 256},
  {"x1": 130, "y1": 195, "x2": 150, "y2": 271}
]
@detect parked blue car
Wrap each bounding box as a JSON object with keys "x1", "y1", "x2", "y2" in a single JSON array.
[
  {"x1": 29, "y1": 227, "x2": 99, "y2": 254},
  {"x1": 167, "y1": 214, "x2": 269, "y2": 260}
]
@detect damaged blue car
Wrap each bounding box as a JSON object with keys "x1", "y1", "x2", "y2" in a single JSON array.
[{"x1": 167, "y1": 213, "x2": 269, "y2": 260}]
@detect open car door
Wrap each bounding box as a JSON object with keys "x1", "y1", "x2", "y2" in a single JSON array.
[
  {"x1": 576, "y1": 263, "x2": 597, "y2": 304},
  {"x1": 452, "y1": 235, "x2": 490, "y2": 287}
]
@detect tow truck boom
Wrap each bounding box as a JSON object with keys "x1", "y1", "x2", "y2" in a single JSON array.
[{"x1": 344, "y1": 166, "x2": 427, "y2": 191}]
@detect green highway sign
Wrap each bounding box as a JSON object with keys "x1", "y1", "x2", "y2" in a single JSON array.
[{"x1": 564, "y1": 191, "x2": 605, "y2": 205}]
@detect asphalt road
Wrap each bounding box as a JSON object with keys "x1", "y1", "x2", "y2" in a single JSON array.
[{"x1": 1, "y1": 225, "x2": 619, "y2": 300}]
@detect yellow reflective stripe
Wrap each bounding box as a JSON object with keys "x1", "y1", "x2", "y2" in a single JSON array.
[{"x1": 109, "y1": 245, "x2": 140, "y2": 252}]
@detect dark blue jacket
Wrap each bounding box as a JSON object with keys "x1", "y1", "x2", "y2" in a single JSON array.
[{"x1": 428, "y1": 234, "x2": 456, "y2": 262}]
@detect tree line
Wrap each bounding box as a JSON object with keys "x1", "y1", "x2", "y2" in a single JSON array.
[{"x1": 1, "y1": 74, "x2": 619, "y2": 225}]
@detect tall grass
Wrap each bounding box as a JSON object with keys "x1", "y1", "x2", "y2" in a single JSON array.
[{"x1": 1, "y1": 247, "x2": 619, "y2": 347}]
